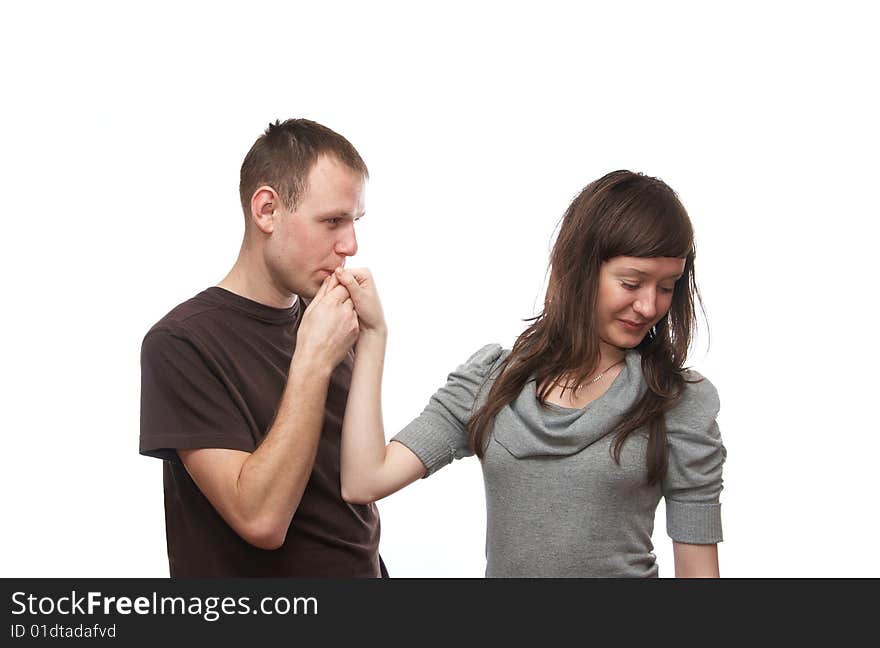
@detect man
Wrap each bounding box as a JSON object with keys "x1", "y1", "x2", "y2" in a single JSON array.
[{"x1": 140, "y1": 118, "x2": 383, "y2": 577}]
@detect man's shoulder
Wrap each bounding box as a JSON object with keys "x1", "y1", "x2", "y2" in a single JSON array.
[{"x1": 144, "y1": 288, "x2": 227, "y2": 342}]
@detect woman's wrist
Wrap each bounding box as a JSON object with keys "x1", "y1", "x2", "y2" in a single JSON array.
[
  {"x1": 363, "y1": 322, "x2": 387, "y2": 338},
  {"x1": 358, "y1": 325, "x2": 388, "y2": 349}
]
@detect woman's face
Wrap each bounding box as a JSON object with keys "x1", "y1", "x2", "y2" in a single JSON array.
[{"x1": 596, "y1": 256, "x2": 686, "y2": 350}]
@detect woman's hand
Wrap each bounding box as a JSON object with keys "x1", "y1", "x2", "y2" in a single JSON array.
[{"x1": 334, "y1": 267, "x2": 387, "y2": 337}]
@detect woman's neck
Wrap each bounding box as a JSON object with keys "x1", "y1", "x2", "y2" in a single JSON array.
[{"x1": 597, "y1": 340, "x2": 627, "y2": 370}]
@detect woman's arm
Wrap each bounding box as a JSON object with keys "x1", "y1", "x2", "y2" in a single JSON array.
[
  {"x1": 672, "y1": 542, "x2": 719, "y2": 578},
  {"x1": 334, "y1": 268, "x2": 427, "y2": 504},
  {"x1": 665, "y1": 375, "x2": 726, "y2": 577}
]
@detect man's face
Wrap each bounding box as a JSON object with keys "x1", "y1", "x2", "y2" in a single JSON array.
[{"x1": 265, "y1": 155, "x2": 366, "y2": 299}]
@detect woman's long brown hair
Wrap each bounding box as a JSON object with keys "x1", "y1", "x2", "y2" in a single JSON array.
[{"x1": 467, "y1": 170, "x2": 704, "y2": 485}]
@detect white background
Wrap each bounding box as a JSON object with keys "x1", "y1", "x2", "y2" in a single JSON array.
[{"x1": 2, "y1": 1, "x2": 877, "y2": 578}]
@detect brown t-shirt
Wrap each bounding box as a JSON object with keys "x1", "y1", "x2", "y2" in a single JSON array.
[{"x1": 139, "y1": 287, "x2": 381, "y2": 577}]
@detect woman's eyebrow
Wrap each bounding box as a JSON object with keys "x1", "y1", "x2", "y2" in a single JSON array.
[{"x1": 618, "y1": 267, "x2": 683, "y2": 280}]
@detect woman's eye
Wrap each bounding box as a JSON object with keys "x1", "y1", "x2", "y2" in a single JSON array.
[{"x1": 621, "y1": 281, "x2": 674, "y2": 294}]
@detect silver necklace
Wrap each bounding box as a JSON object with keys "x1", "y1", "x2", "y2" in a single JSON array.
[
  {"x1": 554, "y1": 357, "x2": 625, "y2": 392},
  {"x1": 584, "y1": 358, "x2": 625, "y2": 386}
]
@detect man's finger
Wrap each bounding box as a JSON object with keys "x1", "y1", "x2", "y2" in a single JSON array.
[
  {"x1": 309, "y1": 274, "x2": 333, "y2": 307},
  {"x1": 325, "y1": 273, "x2": 341, "y2": 296},
  {"x1": 326, "y1": 284, "x2": 352, "y2": 304}
]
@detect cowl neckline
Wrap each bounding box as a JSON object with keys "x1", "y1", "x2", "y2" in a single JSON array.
[{"x1": 492, "y1": 350, "x2": 646, "y2": 458}]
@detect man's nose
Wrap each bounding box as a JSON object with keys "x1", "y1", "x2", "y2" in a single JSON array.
[{"x1": 335, "y1": 223, "x2": 358, "y2": 257}]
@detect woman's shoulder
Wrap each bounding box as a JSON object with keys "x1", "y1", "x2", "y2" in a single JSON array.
[
  {"x1": 459, "y1": 343, "x2": 511, "y2": 375},
  {"x1": 666, "y1": 368, "x2": 721, "y2": 427},
  {"x1": 663, "y1": 368, "x2": 726, "y2": 499},
  {"x1": 424, "y1": 343, "x2": 510, "y2": 416}
]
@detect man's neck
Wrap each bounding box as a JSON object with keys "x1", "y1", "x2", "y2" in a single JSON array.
[{"x1": 217, "y1": 247, "x2": 298, "y2": 309}]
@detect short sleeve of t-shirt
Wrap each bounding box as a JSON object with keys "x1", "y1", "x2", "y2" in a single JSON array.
[
  {"x1": 661, "y1": 373, "x2": 727, "y2": 544},
  {"x1": 392, "y1": 344, "x2": 505, "y2": 476},
  {"x1": 140, "y1": 327, "x2": 255, "y2": 463}
]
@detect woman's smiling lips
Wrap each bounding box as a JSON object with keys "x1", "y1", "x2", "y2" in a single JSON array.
[{"x1": 618, "y1": 318, "x2": 648, "y2": 330}]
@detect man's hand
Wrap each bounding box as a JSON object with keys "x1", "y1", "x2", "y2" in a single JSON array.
[
  {"x1": 334, "y1": 267, "x2": 387, "y2": 337},
  {"x1": 295, "y1": 274, "x2": 360, "y2": 372}
]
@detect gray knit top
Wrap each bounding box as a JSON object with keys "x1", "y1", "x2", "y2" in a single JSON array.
[{"x1": 392, "y1": 344, "x2": 726, "y2": 578}]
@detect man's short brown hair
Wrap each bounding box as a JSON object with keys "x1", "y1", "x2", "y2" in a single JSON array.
[{"x1": 239, "y1": 118, "x2": 369, "y2": 216}]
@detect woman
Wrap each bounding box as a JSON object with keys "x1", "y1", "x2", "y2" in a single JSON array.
[{"x1": 334, "y1": 170, "x2": 726, "y2": 577}]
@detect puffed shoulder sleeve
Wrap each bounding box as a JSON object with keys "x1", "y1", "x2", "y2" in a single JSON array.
[
  {"x1": 140, "y1": 327, "x2": 254, "y2": 462},
  {"x1": 662, "y1": 372, "x2": 727, "y2": 544},
  {"x1": 392, "y1": 344, "x2": 506, "y2": 477}
]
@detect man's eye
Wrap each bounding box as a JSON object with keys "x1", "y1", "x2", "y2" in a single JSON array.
[{"x1": 326, "y1": 218, "x2": 341, "y2": 226}]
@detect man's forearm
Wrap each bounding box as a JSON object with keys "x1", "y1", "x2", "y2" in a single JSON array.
[
  {"x1": 340, "y1": 330, "x2": 387, "y2": 499},
  {"x1": 233, "y1": 351, "x2": 333, "y2": 545}
]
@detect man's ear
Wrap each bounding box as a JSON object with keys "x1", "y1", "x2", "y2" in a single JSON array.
[{"x1": 250, "y1": 186, "x2": 280, "y2": 234}]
